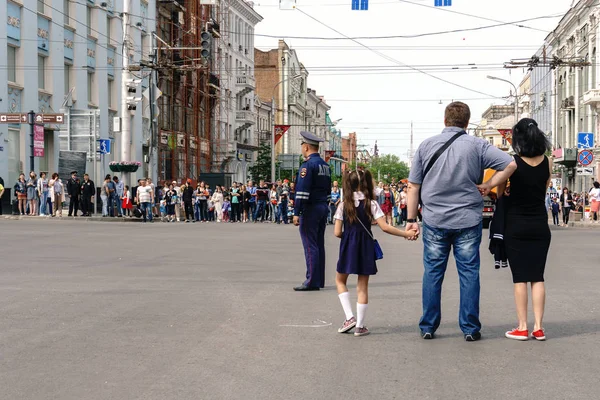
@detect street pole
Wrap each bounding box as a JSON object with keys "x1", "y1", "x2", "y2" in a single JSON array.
[
  {"x1": 487, "y1": 75, "x2": 519, "y2": 125},
  {"x1": 120, "y1": 1, "x2": 131, "y2": 168},
  {"x1": 27, "y1": 110, "x2": 35, "y2": 173}
]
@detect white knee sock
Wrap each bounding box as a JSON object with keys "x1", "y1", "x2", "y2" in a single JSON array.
[
  {"x1": 357, "y1": 303, "x2": 368, "y2": 328},
  {"x1": 338, "y1": 292, "x2": 354, "y2": 320}
]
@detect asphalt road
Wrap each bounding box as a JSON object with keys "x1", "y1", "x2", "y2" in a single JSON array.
[{"x1": 0, "y1": 220, "x2": 599, "y2": 400}]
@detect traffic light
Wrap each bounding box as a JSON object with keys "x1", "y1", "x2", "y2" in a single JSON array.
[{"x1": 201, "y1": 31, "x2": 211, "y2": 59}]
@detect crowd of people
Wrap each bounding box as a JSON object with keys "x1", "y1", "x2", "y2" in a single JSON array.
[{"x1": 545, "y1": 180, "x2": 600, "y2": 226}]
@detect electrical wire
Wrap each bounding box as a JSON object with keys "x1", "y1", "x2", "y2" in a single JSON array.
[{"x1": 294, "y1": 6, "x2": 503, "y2": 98}]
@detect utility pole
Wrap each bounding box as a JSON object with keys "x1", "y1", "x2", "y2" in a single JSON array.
[{"x1": 120, "y1": 1, "x2": 132, "y2": 164}]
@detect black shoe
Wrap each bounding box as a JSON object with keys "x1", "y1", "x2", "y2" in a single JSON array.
[
  {"x1": 293, "y1": 285, "x2": 320, "y2": 291},
  {"x1": 465, "y1": 332, "x2": 481, "y2": 342},
  {"x1": 422, "y1": 332, "x2": 435, "y2": 340}
]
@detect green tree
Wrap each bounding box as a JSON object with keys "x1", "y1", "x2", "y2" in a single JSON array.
[
  {"x1": 249, "y1": 143, "x2": 273, "y2": 182},
  {"x1": 349, "y1": 154, "x2": 410, "y2": 182}
]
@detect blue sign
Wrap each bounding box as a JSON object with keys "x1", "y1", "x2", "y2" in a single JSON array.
[
  {"x1": 352, "y1": 0, "x2": 368, "y2": 10},
  {"x1": 578, "y1": 149, "x2": 594, "y2": 167},
  {"x1": 435, "y1": 0, "x2": 452, "y2": 6},
  {"x1": 577, "y1": 132, "x2": 594, "y2": 149},
  {"x1": 98, "y1": 139, "x2": 111, "y2": 155}
]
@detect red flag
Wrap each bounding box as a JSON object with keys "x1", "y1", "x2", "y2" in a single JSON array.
[
  {"x1": 497, "y1": 129, "x2": 513, "y2": 144},
  {"x1": 325, "y1": 150, "x2": 335, "y2": 162},
  {"x1": 274, "y1": 125, "x2": 291, "y2": 145}
]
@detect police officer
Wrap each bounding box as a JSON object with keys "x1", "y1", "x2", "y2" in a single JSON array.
[
  {"x1": 293, "y1": 131, "x2": 332, "y2": 291},
  {"x1": 67, "y1": 171, "x2": 82, "y2": 217}
]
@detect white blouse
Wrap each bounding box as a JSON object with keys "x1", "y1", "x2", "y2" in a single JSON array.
[{"x1": 334, "y1": 191, "x2": 384, "y2": 221}]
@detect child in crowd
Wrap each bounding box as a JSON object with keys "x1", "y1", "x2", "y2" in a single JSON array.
[
  {"x1": 222, "y1": 197, "x2": 231, "y2": 222},
  {"x1": 334, "y1": 169, "x2": 418, "y2": 337},
  {"x1": 122, "y1": 185, "x2": 133, "y2": 217},
  {"x1": 551, "y1": 197, "x2": 561, "y2": 226},
  {"x1": 159, "y1": 199, "x2": 167, "y2": 222}
]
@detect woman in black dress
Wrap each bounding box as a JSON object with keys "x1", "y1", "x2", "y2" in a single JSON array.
[{"x1": 480, "y1": 118, "x2": 552, "y2": 341}]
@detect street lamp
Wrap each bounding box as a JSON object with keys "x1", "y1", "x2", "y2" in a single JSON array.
[
  {"x1": 270, "y1": 73, "x2": 302, "y2": 183},
  {"x1": 487, "y1": 75, "x2": 519, "y2": 125}
]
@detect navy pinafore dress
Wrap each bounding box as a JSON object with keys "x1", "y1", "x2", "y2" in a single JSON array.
[{"x1": 336, "y1": 201, "x2": 378, "y2": 276}]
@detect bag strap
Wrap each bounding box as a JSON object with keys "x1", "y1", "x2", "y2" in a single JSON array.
[
  {"x1": 422, "y1": 130, "x2": 467, "y2": 181},
  {"x1": 356, "y1": 214, "x2": 375, "y2": 240}
]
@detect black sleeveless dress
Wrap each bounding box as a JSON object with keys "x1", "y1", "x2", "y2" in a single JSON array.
[{"x1": 504, "y1": 156, "x2": 551, "y2": 283}]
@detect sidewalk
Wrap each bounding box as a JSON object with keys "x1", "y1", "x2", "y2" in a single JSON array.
[
  {"x1": 2, "y1": 214, "x2": 143, "y2": 222},
  {"x1": 568, "y1": 219, "x2": 600, "y2": 229}
]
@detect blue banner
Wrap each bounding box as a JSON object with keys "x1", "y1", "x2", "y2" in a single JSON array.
[
  {"x1": 352, "y1": 0, "x2": 359, "y2": 10},
  {"x1": 361, "y1": 0, "x2": 368, "y2": 10}
]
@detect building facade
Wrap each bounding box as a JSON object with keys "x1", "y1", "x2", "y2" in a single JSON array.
[
  {"x1": 341, "y1": 132, "x2": 357, "y2": 172},
  {"x1": 1, "y1": 0, "x2": 154, "y2": 188},
  {"x1": 529, "y1": 45, "x2": 554, "y2": 136},
  {"x1": 546, "y1": 0, "x2": 600, "y2": 189}
]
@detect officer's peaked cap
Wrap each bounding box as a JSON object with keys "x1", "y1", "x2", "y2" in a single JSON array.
[{"x1": 300, "y1": 131, "x2": 324, "y2": 146}]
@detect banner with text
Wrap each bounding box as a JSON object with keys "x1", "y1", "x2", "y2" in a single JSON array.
[{"x1": 34, "y1": 125, "x2": 44, "y2": 157}]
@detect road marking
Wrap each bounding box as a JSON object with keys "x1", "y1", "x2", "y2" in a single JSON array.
[{"x1": 280, "y1": 319, "x2": 332, "y2": 328}]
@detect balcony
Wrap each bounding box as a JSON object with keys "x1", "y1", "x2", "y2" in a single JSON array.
[
  {"x1": 235, "y1": 110, "x2": 256, "y2": 125},
  {"x1": 583, "y1": 89, "x2": 600, "y2": 106},
  {"x1": 236, "y1": 75, "x2": 255, "y2": 96}
]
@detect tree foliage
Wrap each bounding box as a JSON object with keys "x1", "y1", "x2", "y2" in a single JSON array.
[
  {"x1": 249, "y1": 143, "x2": 273, "y2": 182},
  {"x1": 349, "y1": 154, "x2": 410, "y2": 182}
]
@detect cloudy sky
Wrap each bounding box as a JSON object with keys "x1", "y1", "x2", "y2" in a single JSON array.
[{"x1": 252, "y1": 0, "x2": 574, "y2": 161}]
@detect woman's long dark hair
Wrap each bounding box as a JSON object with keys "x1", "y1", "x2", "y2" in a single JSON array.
[
  {"x1": 511, "y1": 118, "x2": 551, "y2": 157},
  {"x1": 342, "y1": 169, "x2": 376, "y2": 224}
]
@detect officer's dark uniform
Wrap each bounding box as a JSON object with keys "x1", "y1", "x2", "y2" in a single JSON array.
[
  {"x1": 81, "y1": 178, "x2": 95, "y2": 216},
  {"x1": 294, "y1": 131, "x2": 332, "y2": 291},
  {"x1": 67, "y1": 172, "x2": 81, "y2": 216}
]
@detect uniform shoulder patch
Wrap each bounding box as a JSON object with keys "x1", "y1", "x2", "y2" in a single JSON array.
[{"x1": 300, "y1": 168, "x2": 307, "y2": 178}]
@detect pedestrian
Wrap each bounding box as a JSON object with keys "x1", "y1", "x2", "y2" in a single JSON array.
[
  {"x1": 212, "y1": 186, "x2": 224, "y2": 222},
  {"x1": 147, "y1": 178, "x2": 158, "y2": 217},
  {"x1": 559, "y1": 187, "x2": 574, "y2": 226},
  {"x1": 113, "y1": 176, "x2": 124, "y2": 217},
  {"x1": 182, "y1": 179, "x2": 194, "y2": 223},
  {"x1": 36, "y1": 172, "x2": 49, "y2": 216},
  {"x1": 26, "y1": 171, "x2": 39, "y2": 216},
  {"x1": 0, "y1": 178, "x2": 4, "y2": 215},
  {"x1": 478, "y1": 118, "x2": 552, "y2": 341},
  {"x1": 334, "y1": 169, "x2": 418, "y2": 336},
  {"x1": 378, "y1": 183, "x2": 394, "y2": 225},
  {"x1": 66, "y1": 171, "x2": 81, "y2": 217},
  {"x1": 242, "y1": 185, "x2": 251, "y2": 222},
  {"x1": 80, "y1": 174, "x2": 95, "y2": 216},
  {"x1": 101, "y1": 175, "x2": 111, "y2": 217},
  {"x1": 164, "y1": 184, "x2": 176, "y2": 222},
  {"x1": 278, "y1": 183, "x2": 289, "y2": 225},
  {"x1": 247, "y1": 180, "x2": 257, "y2": 221},
  {"x1": 254, "y1": 180, "x2": 269, "y2": 223},
  {"x1": 293, "y1": 131, "x2": 332, "y2": 291},
  {"x1": 406, "y1": 101, "x2": 517, "y2": 341},
  {"x1": 197, "y1": 181, "x2": 209, "y2": 222},
  {"x1": 14, "y1": 173, "x2": 27, "y2": 215},
  {"x1": 172, "y1": 180, "x2": 182, "y2": 222},
  {"x1": 135, "y1": 179, "x2": 153, "y2": 222},
  {"x1": 222, "y1": 197, "x2": 231, "y2": 222},
  {"x1": 230, "y1": 182, "x2": 242, "y2": 222},
  {"x1": 48, "y1": 173, "x2": 65, "y2": 217},
  {"x1": 122, "y1": 185, "x2": 133, "y2": 217},
  {"x1": 329, "y1": 185, "x2": 341, "y2": 224},
  {"x1": 551, "y1": 198, "x2": 560, "y2": 226},
  {"x1": 588, "y1": 181, "x2": 600, "y2": 222}
]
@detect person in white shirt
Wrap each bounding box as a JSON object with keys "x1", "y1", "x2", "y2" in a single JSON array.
[
  {"x1": 135, "y1": 179, "x2": 154, "y2": 223},
  {"x1": 173, "y1": 180, "x2": 182, "y2": 222},
  {"x1": 589, "y1": 181, "x2": 600, "y2": 223}
]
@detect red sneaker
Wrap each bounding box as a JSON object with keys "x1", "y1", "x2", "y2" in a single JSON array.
[
  {"x1": 505, "y1": 328, "x2": 529, "y2": 341},
  {"x1": 531, "y1": 329, "x2": 546, "y2": 341}
]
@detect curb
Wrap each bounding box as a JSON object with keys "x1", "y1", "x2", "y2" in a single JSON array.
[{"x1": 2, "y1": 215, "x2": 144, "y2": 222}]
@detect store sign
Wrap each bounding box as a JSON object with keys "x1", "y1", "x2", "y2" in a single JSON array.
[{"x1": 34, "y1": 125, "x2": 45, "y2": 157}]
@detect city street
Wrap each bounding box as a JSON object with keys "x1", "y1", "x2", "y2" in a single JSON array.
[{"x1": 0, "y1": 220, "x2": 599, "y2": 400}]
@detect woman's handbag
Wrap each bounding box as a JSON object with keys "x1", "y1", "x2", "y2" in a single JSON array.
[{"x1": 356, "y1": 217, "x2": 384, "y2": 260}]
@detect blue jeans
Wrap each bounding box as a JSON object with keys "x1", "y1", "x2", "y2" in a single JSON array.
[
  {"x1": 278, "y1": 202, "x2": 288, "y2": 224},
  {"x1": 254, "y1": 200, "x2": 266, "y2": 221},
  {"x1": 420, "y1": 222, "x2": 482, "y2": 335},
  {"x1": 249, "y1": 201, "x2": 256, "y2": 221},
  {"x1": 140, "y1": 202, "x2": 153, "y2": 222},
  {"x1": 40, "y1": 191, "x2": 49, "y2": 215}
]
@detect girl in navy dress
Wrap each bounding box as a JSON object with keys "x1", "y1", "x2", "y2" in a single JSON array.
[{"x1": 334, "y1": 169, "x2": 418, "y2": 336}]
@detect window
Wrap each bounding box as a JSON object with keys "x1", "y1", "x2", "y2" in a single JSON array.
[
  {"x1": 86, "y1": 7, "x2": 92, "y2": 35},
  {"x1": 38, "y1": 0, "x2": 45, "y2": 13},
  {"x1": 38, "y1": 55, "x2": 46, "y2": 89},
  {"x1": 7, "y1": 46, "x2": 16, "y2": 83},
  {"x1": 64, "y1": 0, "x2": 70, "y2": 25},
  {"x1": 108, "y1": 78, "x2": 114, "y2": 108},
  {"x1": 106, "y1": 17, "x2": 111, "y2": 44},
  {"x1": 87, "y1": 72, "x2": 95, "y2": 103},
  {"x1": 64, "y1": 64, "x2": 71, "y2": 94}
]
